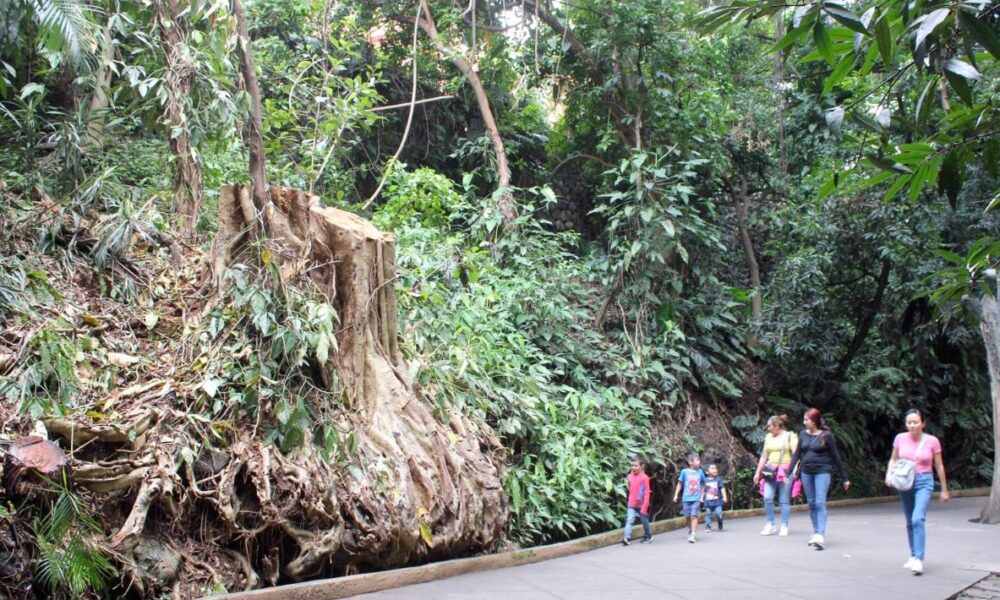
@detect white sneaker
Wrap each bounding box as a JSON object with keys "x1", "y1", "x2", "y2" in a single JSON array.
[
  {"x1": 760, "y1": 523, "x2": 776, "y2": 536},
  {"x1": 903, "y1": 557, "x2": 916, "y2": 569},
  {"x1": 688, "y1": 532, "x2": 696, "y2": 544},
  {"x1": 779, "y1": 525, "x2": 789, "y2": 537},
  {"x1": 910, "y1": 559, "x2": 923, "y2": 575},
  {"x1": 813, "y1": 535, "x2": 825, "y2": 550},
  {"x1": 808, "y1": 534, "x2": 819, "y2": 546}
]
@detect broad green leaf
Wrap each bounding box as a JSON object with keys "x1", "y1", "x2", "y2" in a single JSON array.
[
  {"x1": 823, "y1": 53, "x2": 856, "y2": 95},
  {"x1": 944, "y1": 69, "x2": 974, "y2": 105},
  {"x1": 914, "y1": 8, "x2": 950, "y2": 51},
  {"x1": 943, "y1": 58, "x2": 982, "y2": 80},
  {"x1": 824, "y1": 4, "x2": 869, "y2": 34},
  {"x1": 814, "y1": 19, "x2": 835, "y2": 65},
  {"x1": 915, "y1": 76, "x2": 938, "y2": 127},
  {"x1": 875, "y1": 12, "x2": 894, "y2": 65},
  {"x1": 957, "y1": 9, "x2": 1000, "y2": 60},
  {"x1": 19, "y1": 82, "x2": 45, "y2": 100},
  {"x1": 773, "y1": 24, "x2": 810, "y2": 52},
  {"x1": 883, "y1": 173, "x2": 911, "y2": 201}
]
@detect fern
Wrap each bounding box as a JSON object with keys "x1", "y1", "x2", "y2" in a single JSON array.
[{"x1": 31, "y1": 486, "x2": 116, "y2": 598}]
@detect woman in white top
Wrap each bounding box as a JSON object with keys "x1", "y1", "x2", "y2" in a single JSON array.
[{"x1": 753, "y1": 414, "x2": 799, "y2": 536}]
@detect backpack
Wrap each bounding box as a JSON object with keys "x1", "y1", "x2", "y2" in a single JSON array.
[{"x1": 891, "y1": 435, "x2": 927, "y2": 491}]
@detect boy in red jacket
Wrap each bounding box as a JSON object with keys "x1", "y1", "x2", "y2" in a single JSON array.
[{"x1": 621, "y1": 456, "x2": 653, "y2": 545}]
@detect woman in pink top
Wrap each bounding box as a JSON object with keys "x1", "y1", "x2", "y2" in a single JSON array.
[{"x1": 885, "y1": 408, "x2": 950, "y2": 575}]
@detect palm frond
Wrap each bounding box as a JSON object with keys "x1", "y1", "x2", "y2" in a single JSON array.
[{"x1": 30, "y1": 0, "x2": 98, "y2": 64}]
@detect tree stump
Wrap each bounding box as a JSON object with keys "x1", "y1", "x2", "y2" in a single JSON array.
[{"x1": 210, "y1": 184, "x2": 507, "y2": 578}]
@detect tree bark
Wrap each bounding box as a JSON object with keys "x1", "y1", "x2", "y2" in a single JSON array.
[
  {"x1": 410, "y1": 0, "x2": 516, "y2": 225},
  {"x1": 817, "y1": 258, "x2": 892, "y2": 406},
  {"x1": 977, "y1": 294, "x2": 1000, "y2": 523},
  {"x1": 772, "y1": 12, "x2": 787, "y2": 175},
  {"x1": 727, "y1": 172, "x2": 762, "y2": 347},
  {"x1": 210, "y1": 184, "x2": 508, "y2": 578},
  {"x1": 231, "y1": 0, "x2": 270, "y2": 215},
  {"x1": 154, "y1": 0, "x2": 204, "y2": 242},
  {"x1": 82, "y1": 22, "x2": 114, "y2": 148}
]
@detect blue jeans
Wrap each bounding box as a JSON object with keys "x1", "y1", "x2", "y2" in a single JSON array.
[
  {"x1": 801, "y1": 471, "x2": 831, "y2": 535},
  {"x1": 900, "y1": 473, "x2": 934, "y2": 560},
  {"x1": 763, "y1": 476, "x2": 791, "y2": 526},
  {"x1": 704, "y1": 504, "x2": 723, "y2": 528},
  {"x1": 623, "y1": 507, "x2": 651, "y2": 540}
]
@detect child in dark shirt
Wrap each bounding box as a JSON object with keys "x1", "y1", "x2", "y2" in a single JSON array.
[{"x1": 703, "y1": 463, "x2": 728, "y2": 532}]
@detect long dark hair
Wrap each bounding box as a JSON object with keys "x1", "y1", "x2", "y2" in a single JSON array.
[{"x1": 805, "y1": 407, "x2": 830, "y2": 445}]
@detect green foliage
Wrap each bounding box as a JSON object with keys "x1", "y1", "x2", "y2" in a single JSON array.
[
  {"x1": 373, "y1": 165, "x2": 460, "y2": 230},
  {"x1": 30, "y1": 484, "x2": 116, "y2": 599},
  {"x1": 387, "y1": 186, "x2": 663, "y2": 543},
  {"x1": 197, "y1": 262, "x2": 344, "y2": 456}
]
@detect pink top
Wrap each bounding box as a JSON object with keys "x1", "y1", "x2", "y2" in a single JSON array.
[{"x1": 893, "y1": 433, "x2": 941, "y2": 473}]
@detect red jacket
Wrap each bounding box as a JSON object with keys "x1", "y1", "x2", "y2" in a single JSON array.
[{"x1": 627, "y1": 472, "x2": 651, "y2": 513}]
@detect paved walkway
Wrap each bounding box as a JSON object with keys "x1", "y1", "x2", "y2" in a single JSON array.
[{"x1": 353, "y1": 497, "x2": 999, "y2": 600}]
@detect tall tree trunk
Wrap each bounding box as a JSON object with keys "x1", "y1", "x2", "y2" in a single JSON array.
[
  {"x1": 773, "y1": 12, "x2": 788, "y2": 175},
  {"x1": 727, "y1": 173, "x2": 762, "y2": 347},
  {"x1": 83, "y1": 23, "x2": 114, "y2": 148},
  {"x1": 154, "y1": 0, "x2": 204, "y2": 242},
  {"x1": 978, "y1": 294, "x2": 1000, "y2": 523},
  {"x1": 411, "y1": 0, "x2": 515, "y2": 225},
  {"x1": 231, "y1": 0, "x2": 269, "y2": 216}
]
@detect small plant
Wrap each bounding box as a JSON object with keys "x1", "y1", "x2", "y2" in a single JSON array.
[{"x1": 31, "y1": 483, "x2": 117, "y2": 599}]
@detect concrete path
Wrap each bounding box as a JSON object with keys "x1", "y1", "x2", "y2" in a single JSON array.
[{"x1": 352, "y1": 497, "x2": 999, "y2": 600}]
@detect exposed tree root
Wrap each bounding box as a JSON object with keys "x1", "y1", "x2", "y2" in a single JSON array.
[{"x1": 10, "y1": 185, "x2": 507, "y2": 595}]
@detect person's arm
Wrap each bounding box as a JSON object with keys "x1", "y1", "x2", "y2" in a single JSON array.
[
  {"x1": 721, "y1": 479, "x2": 729, "y2": 504},
  {"x1": 788, "y1": 432, "x2": 802, "y2": 479},
  {"x1": 885, "y1": 446, "x2": 899, "y2": 487},
  {"x1": 934, "y1": 451, "x2": 950, "y2": 502},
  {"x1": 641, "y1": 479, "x2": 651, "y2": 514},
  {"x1": 827, "y1": 433, "x2": 850, "y2": 491},
  {"x1": 673, "y1": 476, "x2": 682, "y2": 503},
  {"x1": 752, "y1": 442, "x2": 768, "y2": 485}
]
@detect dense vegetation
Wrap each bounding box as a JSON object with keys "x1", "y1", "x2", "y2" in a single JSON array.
[{"x1": 0, "y1": 0, "x2": 997, "y2": 596}]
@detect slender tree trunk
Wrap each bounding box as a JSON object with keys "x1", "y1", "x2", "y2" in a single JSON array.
[
  {"x1": 83, "y1": 23, "x2": 114, "y2": 148},
  {"x1": 231, "y1": 0, "x2": 269, "y2": 216},
  {"x1": 978, "y1": 294, "x2": 1000, "y2": 523},
  {"x1": 728, "y1": 173, "x2": 762, "y2": 347},
  {"x1": 154, "y1": 0, "x2": 204, "y2": 242},
  {"x1": 773, "y1": 13, "x2": 788, "y2": 175},
  {"x1": 413, "y1": 0, "x2": 515, "y2": 225}
]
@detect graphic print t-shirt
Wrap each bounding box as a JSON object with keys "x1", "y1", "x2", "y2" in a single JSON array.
[
  {"x1": 703, "y1": 476, "x2": 725, "y2": 507},
  {"x1": 678, "y1": 468, "x2": 706, "y2": 502}
]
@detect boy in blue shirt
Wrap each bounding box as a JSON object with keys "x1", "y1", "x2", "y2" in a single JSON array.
[
  {"x1": 703, "y1": 463, "x2": 728, "y2": 532},
  {"x1": 673, "y1": 452, "x2": 706, "y2": 543}
]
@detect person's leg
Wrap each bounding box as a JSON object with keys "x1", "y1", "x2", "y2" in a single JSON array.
[
  {"x1": 704, "y1": 505, "x2": 714, "y2": 529},
  {"x1": 911, "y1": 474, "x2": 934, "y2": 560},
  {"x1": 814, "y1": 472, "x2": 831, "y2": 536},
  {"x1": 801, "y1": 472, "x2": 818, "y2": 533},
  {"x1": 899, "y1": 488, "x2": 916, "y2": 557},
  {"x1": 640, "y1": 512, "x2": 652, "y2": 540},
  {"x1": 778, "y1": 477, "x2": 792, "y2": 527},
  {"x1": 623, "y1": 507, "x2": 637, "y2": 541},
  {"x1": 763, "y1": 478, "x2": 776, "y2": 525},
  {"x1": 716, "y1": 505, "x2": 724, "y2": 530}
]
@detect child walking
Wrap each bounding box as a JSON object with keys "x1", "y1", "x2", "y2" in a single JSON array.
[
  {"x1": 673, "y1": 453, "x2": 706, "y2": 543},
  {"x1": 621, "y1": 456, "x2": 653, "y2": 545},
  {"x1": 703, "y1": 464, "x2": 728, "y2": 532}
]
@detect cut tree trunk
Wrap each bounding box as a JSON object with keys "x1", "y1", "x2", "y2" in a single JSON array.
[
  {"x1": 727, "y1": 172, "x2": 762, "y2": 348},
  {"x1": 210, "y1": 183, "x2": 507, "y2": 578},
  {"x1": 978, "y1": 294, "x2": 1000, "y2": 524}
]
